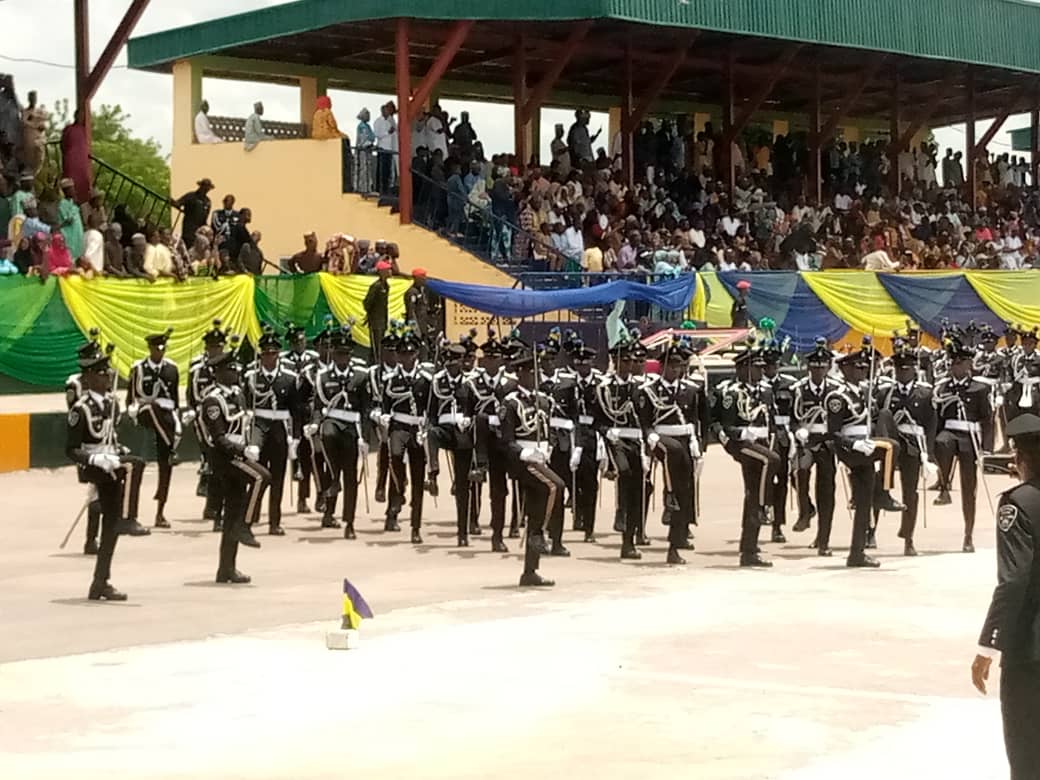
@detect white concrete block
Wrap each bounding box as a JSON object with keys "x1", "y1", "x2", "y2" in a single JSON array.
[{"x1": 325, "y1": 628, "x2": 360, "y2": 650}]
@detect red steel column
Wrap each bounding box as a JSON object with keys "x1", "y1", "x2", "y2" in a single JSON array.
[
  {"x1": 74, "y1": 0, "x2": 92, "y2": 145},
  {"x1": 395, "y1": 18, "x2": 413, "y2": 224}
]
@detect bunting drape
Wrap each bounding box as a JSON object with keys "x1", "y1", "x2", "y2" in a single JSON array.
[
  {"x1": 965, "y1": 271, "x2": 1040, "y2": 328},
  {"x1": 877, "y1": 272, "x2": 1004, "y2": 337},
  {"x1": 317, "y1": 273, "x2": 411, "y2": 347},
  {"x1": 253, "y1": 274, "x2": 334, "y2": 339}
]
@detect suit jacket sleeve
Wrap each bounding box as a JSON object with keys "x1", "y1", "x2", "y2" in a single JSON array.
[{"x1": 978, "y1": 491, "x2": 1035, "y2": 653}]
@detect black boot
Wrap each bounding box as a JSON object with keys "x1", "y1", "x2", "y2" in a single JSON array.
[
  {"x1": 904, "y1": 540, "x2": 918, "y2": 556},
  {"x1": 215, "y1": 569, "x2": 251, "y2": 584},
  {"x1": 344, "y1": 522, "x2": 356, "y2": 540},
  {"x1": 508, "y1": 524, "x2": 520, "y2": 539},
  {"x1": 666, "y1": 547, "x2": 686, "y2": 565},
  {"x1": 411, "y1": 528, "x2": 423, "y2": 544},
  {"x1": 934, "y1": 490, "x2": 952, "y2": 506},
  {"x1": 233, "y1": 524, "x2": 261, "y2": 549},
  {"x1": 817, "y1": 546, "x2": 833, "y2": 557},
  {"x1": 83, "y1": 538, "x2": 98, "y2": 555},
  {"x1": 550, "y1": 541, "x2": 571, "y2": 557},
  {"x1": 469, "y1": 520, "x2": 482, "y2": 536},
  {"x1": 374, "y1": 487, "x2": 386, "y2": 503},
  {"x1": 583, "y1": 531, "x2": 596, "y2": 543},
  {"x1": 519, "y1": 571, "x2": 554, "y2": 587},
  {"x1": 424, "y1": 473, "x2": 439, "y2": 497},
  {"x1": 771, "y1": 527, "x2": 787, "y2": 544},
  {"x1": 384, "y1": 511, "x2": 401, "y2": 532},
  {"x1": 269, "y1": 524, "x2": 286, "y2": 536},
  {"x1": 846, "y1": 554, "x2": 881, "y2": 568},
  {"x1": 154, "y1": 513, "x2": 170, "y2": 529},
  {"x1": 621, "y1": 542, "x2": 642, "y2": 560},
  {"x1": 636, "y1": 532, "x2": 651, "y2": 546},
  {"x1": 315, "y1": 496, "x2": 326, "y2": 513},
  {"x1": 116, "y1": 519, "x2": 150, "y2": 536},
  {"x1": 88, "y1": 581, "x2": 127, "y2": 601},
  {"x1": 877, "y1": 491, "x2": 905, "y2": 513},
  {"x1": 865, "y1": 527, "x2": 877, "y2": 549},
  {"x1": 792, "y1": 506, "x2": 816, "y2": 532},
  {"x1": 212, "y1": 518, "x2": 223, "y2": 533},
  {"x1": 457, "y1": 535, "x2": 469, "y2": 547},
  {"x1": 491, "y1": 535, "x2": 508, "y2": 553},
  {"x1": 963, "y1": 536, "x2": 975, "y2": 553},
  {"x1": 321, "y1": 514, "x2": 341, "y2": 529},
  {"x1": 296, "y1": 498, "x2": 310, "y2": 514},
  {"x1": 740, "y1": 553, "x2": 773, "y2": 568}
]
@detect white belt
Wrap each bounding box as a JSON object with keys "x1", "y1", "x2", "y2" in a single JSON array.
[
  {"x1": 392, "y1": 412, "x2": 424, "y2": 426},
  {"x1": 488, "y1": 414, "x2": 501, "y2": 428},
  {"x1": 974, "y1": 376, "x2": 999, "y2": 386},
  {"x1": 842, "y1": 424, "x2": 868, "y2": 437},
  {"x1": 516, "y1": 440, "x2": 549, "y2": 453},
  {"x1": 82, "y1": 443, "x2": 118, "y2": 455},
  {"x1": 1021, "y1": 378, "x2": 1040, "y2": 386},
  {"x1": 550, "y1": 417, "x2": 574, "y2": 431},
  {"x1": 226, "y1": 433, "x2": 245, "y2": 445},
  {"x1": 578, "y1": 414, "x2": 594, "y2": 426},
  {"x1": 774, "y1": 415, "x2": 791, "y2": 425},
  {"x1": 743, "y1": 425, "x2": 769, "y2": 440},
  {"x1": 146, "y1": 398, "x2": 175, "y2": 411},
  {"x1": 438, "y1": 413, "x2": 464, "y2": 425},
  {"x1": 945, "y1": 420, "x2": 980, "y2": 433},
  {"x1": 897, "y1": 423, "x2": 924, "y2": 436},
  {"x1": 255, "y1": 409, "x2": 290, "y2": 421},
  {"x1": 328, "y1": 409, "x2": 360, "y2": 423},
  {"x1": 614, "y1": 427, "x2": 643, "y2": 440},
  {"x1": 806, "y1": 424, "x2": 827, "y2": 434},
  {"x1": 654, "y1": 424, "x2": 693, "y2": 437}
]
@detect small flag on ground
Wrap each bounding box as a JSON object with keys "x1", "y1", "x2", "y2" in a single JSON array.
[{"x1": 341, "y1": 578, "x2": 374, "y2": 630}]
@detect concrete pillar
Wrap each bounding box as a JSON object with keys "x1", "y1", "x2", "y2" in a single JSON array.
[
  {"x1": 172, "y1": 59, "x2": 202, "y2": 150},
  {"x1": 299, "y1": 76, "x2": 318, "y2": 128}
]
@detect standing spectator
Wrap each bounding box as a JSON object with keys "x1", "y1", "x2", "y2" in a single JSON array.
[
  {"x1": 20, "y1": 90, "x2": 47, "y2": 174},
  {"x1": 731, "y1": 280, "x2": 751, "y2": 328},
  {"x1": 224, "y1": 207, "x2": 254, "y2": 272},
  {"x1": 194, "y1": 99, "x2": 222, "y2": 144},
  {"x1": 61, "y1": 110, "x2": 91, "y2": 205},
  {"x1": 551, "y1": 123, "x2": 571, "y2": 178},
  {"x1": 489, "y1": 175, "x2": 516, "y2": 263},
  {"x1": 425, "y1": 104, "x2": 449, "y2": 159},
  {"x1": 59, "y1": 180, "x2": 88, "y2": 259},
  {"x1": 355, "y1": 108, "x2": 376, "y2": 194},
  {"x1": 172, "y1": 178, "x2": 214, "y2": 246},
  {"x1": 373, "y1": 101, "x2": 398, "y2": 193},
  {"x1": 567, "y1": 109, "x2": 599, "y2": 168},
  {"x1": 311, "y1": 96, "x2": 346, "y2": 140},
  {"x1": 405, "y1": 268, "x2": 440, "y2": 345},
  {"x1": 81, "y1": 213, "x2": 104, "y2": 275},
  {"x1": 289, "y1": 231, "x2": 324, "y2": 273},
  {"x1": 240, "y1": 230, "x2": 266, "y2": 274},
  {"x1": 453, "y1": 111, "x2": 477, "y2": 156},
  {"x1": 162, "y1": 227, "x2": 190, "y2": 277},
  {"x1": 243, "y1": 102, "x2": 270, "y2": 152},
  {"x1": 0, "y1": 75, "x2": 23, "y2": 180},
  {"x1": 79, "y1": 189, "x2": 107, "y2": 231},
  {"x1": 363, "y1": 260, "x2": 392, "y2": 361},
  {"x1": 445, "y1": 161, "x2": 468, "y2": 236},
  {"x1": 211, "y1": 194, "x2": 239, "y2": 249}
]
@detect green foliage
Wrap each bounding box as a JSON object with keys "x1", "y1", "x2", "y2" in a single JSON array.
[{"x1": 44, "y1": 99, "x2": 170, "y2": 198}]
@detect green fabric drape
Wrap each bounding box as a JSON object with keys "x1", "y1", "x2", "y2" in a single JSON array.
[
  {"x1": 0, "y1": 278, "x2": 82, "y2": 387},
  {"x1": 253, "y1": 274, "x2": 334, "y2": 338}
]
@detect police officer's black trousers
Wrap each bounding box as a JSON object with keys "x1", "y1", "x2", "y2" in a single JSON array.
[
  {"x1": 1002, "y1": 661, "x2": 1040, "y2": 780},
  {"x1": 845, "y1": 463, "x2": 874, "y2": 559},
  {"x1": 659, "y1": 435, "x2": 697, "y2": 549},
  {"x1": 216, "y1": 457, "x2": 271, "y2": 575},
  {"x1": 142, "y1": 407, "x2": 177, "y2": 515},
  {"x1": 796, "y1": 444, "x2": 836, "y2": 545},
  {"x1": 510, "y1": 459, "x2": 565, "y2": 573},
  {"x1": 612, "y1": 440, "x2": 645, "y2": 546},
  {"x1": 488, "y1": 443, "x2": 509, "y2": 541},
  {"x1": 574, "y1": 450, "x2": 600, "y2": 534},
  {"x1": 388, "y1": 428, "x2": 426, "y2": 528},
  {"x1": 896, "y1": 451, "x2": 922, "y2": 541},
  {"x1": 935, "y1": 430, "x2": 978, "y2": 535},
  {"x1": 91, "y1": 478, "x2": 122, "y2": 586},
  {"x1": 726, "y1": 441, "x2": 780, "y2": 556},
  {"x1": 296, "y1": 436, "x2": 314, "y2": 504},
  {"x1": 376, "y1": 441, "x2": 390, "y2": 496},
  {"x1": 258, "y1": 424, "x2": 289, "y2": 530},
  {"x1": 319, "y1": 422, "x2": 360, "y2": 526},
  {"x1": 772, "y1": 442, "x2": 790, "y2": 527}
]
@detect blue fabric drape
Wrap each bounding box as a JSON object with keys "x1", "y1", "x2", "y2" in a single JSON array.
[
  {"x1": 717, "y1": 272, "x2": 847, "y2": 351},
  {"x1": 427, "y1": 275, "x2": 696, "y2": 318},
  {"x1": 877, "y1": 274, "x2": 1005, "y2": 337}
]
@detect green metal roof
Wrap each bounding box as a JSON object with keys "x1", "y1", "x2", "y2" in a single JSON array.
[{"x1": 129, "y1": 0, "x2": 1040, "y2": 75}]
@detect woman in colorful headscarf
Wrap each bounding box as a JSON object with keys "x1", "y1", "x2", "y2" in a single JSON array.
[
  {"x1": 43, "y1": 232, "x2": 75, "y2": 279},
  {"x1": 355, "y1": 108, "x2": 376, "y2": 195},
  {"x1": 311, "y1": 95, "x2": 346, "y2": 140}
]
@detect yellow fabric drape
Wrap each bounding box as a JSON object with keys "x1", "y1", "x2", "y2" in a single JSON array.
[
  {"x1": 801, "y1": 271, "x2": 912, "y2": 348},
  {"x1": 966, "y1": 271, "x2": 1040, "y2": 328},
  {"x1": 317, "y1": 272, "x2": 411, "y2": 347},
  {"x1": 59, "y1": 276, "x2": 261, "y2": 381},
  {"x1": 685, "y1": 271, "x2": 707, "y2": 323},
  {"x1": 699, "y1": 271, "x2": 734, "y2": 328}
]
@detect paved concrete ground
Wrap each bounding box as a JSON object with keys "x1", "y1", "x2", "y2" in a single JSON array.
[{"x1": 0, "y1": 451, "x2": 1014, "y2": 779}]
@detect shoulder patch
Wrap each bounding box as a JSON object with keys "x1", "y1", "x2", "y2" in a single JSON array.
[
  {"x1": 206, "y1": 405, "x2": 222, "y2": 421},
  {"x1": 827, "y1": 397, "x2": 844, "y2": 413},
  {"x1": 68, "y1": 409, "x2": 80, "y2": 427},
  {"x1": 998, "y1": 503, "x2": 1019, "y2": 533}
]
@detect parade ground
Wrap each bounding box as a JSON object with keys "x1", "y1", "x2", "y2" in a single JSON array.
[{"x1": 0, "y1": 450, "x2": 1012, "y2": 779}]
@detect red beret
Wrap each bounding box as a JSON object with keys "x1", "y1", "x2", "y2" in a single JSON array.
[
  {"x1": 736, "y1": 280, "x2": 751, "y2": 290},
  {"x1": 411, "y1": 268, "x2": 427, "y2": 278},
  {"x1": 375, "y1": 260, "x2": 392, "y2": 271}
]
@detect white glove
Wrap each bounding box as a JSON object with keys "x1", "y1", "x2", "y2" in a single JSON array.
[
  {"x1": 995, "y1": 395, "x2": 1005, "y2": 408},
  {"x1": 379, "y1": 414, "x2": 391, "y2": 429},
  {"x1": 127, "y1": 403, "x2": 139, "y2": 423},
  {"x1": 459, "y1": 416, "x2": 472, "y2": 431},
  {"x1": 181, "y1": 409, "x2": 196, "y2": 425},
  {"x1": 520, "y1": 447, "x2": 546, "y2": 464},
  {"x1": 289, "y1": 439, "x2": 299, "y2": 460},
  {"x1": 695, "y1": 458, "x2": 705, "y2": 478},
  {"x1": 359, "y1": 439, "x2": 370, "y2": 459},
  {"x1": 852, "y1": 439, "x2": 875, "y2": 456},
  {"x1": 689, "y1": 437, "x2": 701, "y2": 459},
  {"x1": 89, "y1": 453, "x2": 118, "y2": 473},
  {"x1": 417, "y1": 428, "x2": 428, "y2": 446},
  {"x1": 303, "y1": 423, "x2": 319, "y2": 438},
  {"x1": 922, "y1": 458, "x2": 939, "y2": 480},
  {"x1": 740, "y1": 427, "x2": 757, "y2": 442},
  {"x1": 640, "y1": 453, "x2": 651, "y2": 473},
  {"x1": 606, "y1": 428, "x2": 621, "y2": 444},
  {"x1": 647, "y1": 432, "x2": 661, "y2": 451},
  {"x1": 369, "y1": 409, "x2": 383, "y2": 423},
  {"x1": 795, "y1": 427, "x2": 810, "y2": 444},
  {"x1": 244, "y1": 445, "x2": 260, "y2": 462},
  {"x1": 569, "y1": 446, "x2": 583, "y2": 472},
  {"x1": 596, "y1": 435, "x2": 607, "y2": 463}
]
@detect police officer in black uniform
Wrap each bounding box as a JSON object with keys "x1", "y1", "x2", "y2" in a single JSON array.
[
  {"x1": 281, "y1": 323, "x2": 321, "y2": 514},
  {"x1": 933, "y1": 336, "x2": 994, "y2": 552},
  {"x1": 877, "y1": 339, "x2": 938, "y2": 556},
  {"x1": 127, "y1": 329, "x2": 182, "y2": 529},
  {"x1": 199, "y1": 351, "x2": 270, "y2": 584},
  {"x1": 467, "y1": 332, "x2": 511, "y2": 552},
  {"x1": 791, "y1": 339, "x2": 840, "y2": 553},
  {"x1": 498, "y1": 344, "x2": 565, "y2": 587},
  {"x1": 762, "y1": 340, "x2": 796, "y2": 544},
  {"x1": 973, "y1": 412, "x2": 1040, "y2": 779},
  {"x1": 190, "y1": 320, "x2": 229, "y2": 531},
  {"x1": 712, "y1": 347, "x2": 779, "y2": 567},
  {"x1": 369, "y1": 327, "x2": 399, "y2": 504},
  {"x1": 66, "y1": 340, "x2": 147, "y2": 600},
  {"x1": 375, "y1": 330, "x2": 431, "y2": 543},
  {"x1": 313, "y1": 325, "x2": 371, "y2": 538},
  {"x1": 244, "y1": 327, "x2": 300, "y2": 536}
]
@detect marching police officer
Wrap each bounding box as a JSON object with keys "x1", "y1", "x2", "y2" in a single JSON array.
[
  {"x1": 712, "y1": 347, "x2": 779, "y2": 567},
  {"x1": 498, "y1": 344, "x2": 565, "y2": 587},
  {"x1": 127, "y1": 329, "x2": 181, "y2": 529},
  {"x1": 66, "y1": 339, "x2": 146, "y2": 600},
  {"x1": 791, "y1": 339, "x2": 840, "y2": 553},
  {"x1": 281, "y1": 324, "x2": 321, "y2": 514},
  {"x1": 762, "y1": 340, "x2": 796, "y2": 544},
  {"x1": 190, "y1": 320, "x2": 229, "y2": 531},
  {"x1": 467, "y1": 332, "x2": 511, "y2": 552},
  {"x1": 368, "y1": 328, "x2": 399, "y2": 504},
  {"x1": 375, "y1": 329, "x2": 431, "y2": 543},
  {"x1": 877, "y1": 339, "x2": 938, "y2": 556},
  {"x1": 972, "y1": 412, "x2": 1040, "y2": 779},
  {"x1": 244, "y1": 327, "x2": 300, "y2": 535},
  {"x1": 313, "y1": 325, "x2": 371, "y2": 538},
  {"x1": 199, "y1": 350, "x2": 270, "y2": 584},
  {"x1": 933, "y1": 337, "x2": 994, "y2": 553}
]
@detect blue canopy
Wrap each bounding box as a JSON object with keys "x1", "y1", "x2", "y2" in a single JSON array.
[{"x1": 426, "y1": 275, "x2": 696, "y2": 318}]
